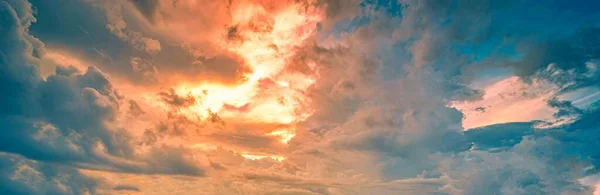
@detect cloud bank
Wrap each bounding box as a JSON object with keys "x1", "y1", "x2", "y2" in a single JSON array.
[{"x1": 1, "y1": 0, "x2": 600, "y2": 194}]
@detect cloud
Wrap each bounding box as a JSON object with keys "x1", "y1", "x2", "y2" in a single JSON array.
[
  {"x1": 87, "y1": 0, "x2": 162, "y2": 54},
  {"x1": 26, "y1": 0, "x2": 252, "y2": 87},
  {"x1": 113, "y1": 184, "x2": 141, "y2": 192},
  {"x1": 291, "y1": 1, "x2": 600, "y2": 194},
  {"x1": 452, "y1": 76, "x2": 559, "y2": 129},
  {"x1": 157, "y1": 89, "x2": 196, "y2": 108},
  {"x1": 0, "y1": 0, "x2": 205, "y2": 183},
  {"x1": 0, "y1": 152, "x2": 97, "y2": 195},
  {"x1": 507, "y1": 27, "x2": 600, "y2": 79},
  {"x1": 130, "y1": 57, "x2": 158, "y2": 83},
  {"x1": 3, "y1": 0, "x2": 600, "y2": 194},
  {"x1": 129, "y1": 0, "x2": 158, "y2": 23}
]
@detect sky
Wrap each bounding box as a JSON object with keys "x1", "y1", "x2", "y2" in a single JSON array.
[{"x1": 1, "y1": 0, "x2": 600, "y2": 194}]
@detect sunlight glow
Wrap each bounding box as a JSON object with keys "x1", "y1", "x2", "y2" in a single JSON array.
[
  {"x1": 266, "y1": 127, "x2": 296, "y2": 144},
  {"x1": 241, "y1": 154, "x2": 286, "y2": 162},
  {"x1": 169, "y1": 2, "x2": 322, "y2": 144}
]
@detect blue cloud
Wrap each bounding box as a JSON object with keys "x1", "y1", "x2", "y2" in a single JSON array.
[
  {"x1": 0, "y1": 2, "x2": 205, "y2": 193},
  {"x1": 0, "y1": 0, "x2": 128, "y2": 163},
  {"x1": 0, "y1": 152, "x2": 97, "y2": 195}
]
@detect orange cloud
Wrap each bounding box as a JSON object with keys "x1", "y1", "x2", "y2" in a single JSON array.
[{"x1": 144, "y1": 0, "x2": 324, "y2": 145}]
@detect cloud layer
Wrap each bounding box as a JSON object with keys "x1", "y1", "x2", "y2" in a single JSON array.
[{"x1": 1, "y1": 0, "x2": 600, "y2": 194}]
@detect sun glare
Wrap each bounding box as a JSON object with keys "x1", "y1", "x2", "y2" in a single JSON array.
[{"x1": 168, "y1": 1, "x2": 321, "y2": 158}]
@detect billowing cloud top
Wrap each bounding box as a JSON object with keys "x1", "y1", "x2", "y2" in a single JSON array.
[{"x1": 1, "y1": 0, "x2": 600, "y2": 194}]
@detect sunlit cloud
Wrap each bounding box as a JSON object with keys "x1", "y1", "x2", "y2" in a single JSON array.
[
  {"x1": 452, "y1": 76, "x2": 558, "y2": 129},
  {"x1": 158, "y1": 1, "x2": 323, "y2": 146},
  {"x1": 3, "y1": 0, "x2": 600, "y2": 194}
]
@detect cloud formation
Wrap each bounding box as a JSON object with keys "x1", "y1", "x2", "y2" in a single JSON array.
[
  {"x1": 0, "y1": 0, "x2": 205, "y2": 182},
  {"x1": 1, "y1": 0, "x2": 600, "y2": 194}
]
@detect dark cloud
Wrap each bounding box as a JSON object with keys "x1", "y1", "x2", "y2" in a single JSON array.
[
  {"x1": 292, "y1": 2, "x2": 600, "y2": 189},
  {"x1": 508, "y1": 27, "x2": 600, "y2": 78},
  {"x1": 145, "y1": 112, "x2": 203, "y2": 137},
  {"x1": 128, "y1": 99, "x2": 145, "y2": 117},
  {"x1": 187, "y1": 52, "x2": 252, "y2": 84},
  {"x1": 311, "y1": 0, "x2": 363, "y2": 30},
  {"x1": 28, "y1": 0, "x2": 131, "y2": 69},
  {"x1": 0, "y1": 0, "x2": 205, "y2": 183},
  {"x1": 26, "y1": 0, "x2": 254, "y2": 87},
  {"x1": 113, "y1": 184, "x2": 141, "y2": 192},
  {"x1": 548, "y1": 98, "x2": 584, "y2": 118},
  {"x1": 122, "y1": 147, "x2": 205, "y2": 176},
  {"x1": 292, "y1": 0, "x2": 600, "y2": 193},
  {"x1": 366, "y1": 0, "x2": 600, "y2": 96},
  {"x1": 3, "y1": 0, "x2": 600, "y2": 193},
  {"x1": 465, "y1": 122, "x2": 534, "y2": 151},
  {"x1": 543, "y1": 108, "x2": 600, "y2": 167},
  {"x1": 0, "y1": 153, "x2": 97, "y2": 195},
  {"x1": 130, "y1": 0, "x2": 159, "y2": 23},
  {"x1": 158, "y1": 89, "x2": 196, "y2": 108},
  {"x1": 474, "y1": 106, "x2": 486, "y2": 112}
]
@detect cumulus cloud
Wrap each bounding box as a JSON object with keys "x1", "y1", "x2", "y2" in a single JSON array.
[
  {"x1": 87, "y1": 0, "x2": 162, "y2": 54},
  {"x1": 287, "y1": 0, "x2": 600, "y2": 194},
  {"x1": 3, "y1": 0, "x2": 600, "y2": 194},
  {"x1": 0, "y1": 152, "x2": 97, "y2": 195},
  {"x1": 0, "y1": 2, "x2": 205, "y2": 193}
]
